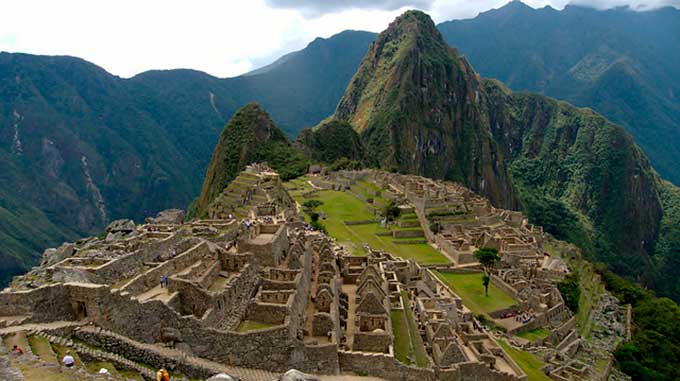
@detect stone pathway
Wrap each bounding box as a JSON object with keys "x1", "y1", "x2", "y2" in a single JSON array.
[{"x1": 0, "y1": 321, "x2": 83, "y2": 335}]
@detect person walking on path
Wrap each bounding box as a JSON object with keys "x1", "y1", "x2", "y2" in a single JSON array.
[{"x1": 156, "y1": 368, "x2": 170, "y2": 381}]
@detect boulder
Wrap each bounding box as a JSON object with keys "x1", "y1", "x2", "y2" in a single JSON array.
[
  {"x1": 146, "y1": 209, "x2": 185, "y2": 225},
  {"x1": 40, "y1": 243, "x2": 76, "y2": 267},
  {"x1": 106, "y1": 219, "x2": 136, "y2": 234}
]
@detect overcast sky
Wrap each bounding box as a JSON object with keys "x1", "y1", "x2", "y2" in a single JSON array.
[{"x1": 0, "y1": 0, "x2": 676, "y2": 78}]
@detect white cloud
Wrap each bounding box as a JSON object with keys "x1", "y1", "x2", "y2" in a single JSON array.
[
  {"x1": 0, "y1": 0, "x2": 676, "y2": 78},
  {"x1": 264, "y1": 0, "x2": 435, "y2": 17}
]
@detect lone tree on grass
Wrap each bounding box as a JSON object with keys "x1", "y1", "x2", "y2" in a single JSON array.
[
  {"x1": 482, "y1": 274, "x2": 491, "y2": 297},
  {"x1": 474, "y1": 247, "x2": 500, "y2": 297}
]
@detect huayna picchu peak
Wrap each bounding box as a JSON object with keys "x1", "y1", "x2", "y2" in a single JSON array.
[
  {"x1": 331, "y1": 10, "x2": 664, "y2": 287},
  {"x1": 2, "y1": 5, "x2": 680, "y2": 381}
]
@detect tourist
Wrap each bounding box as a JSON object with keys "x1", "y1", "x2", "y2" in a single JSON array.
[
  {"x1": 62, "y1": 351, "x2": 75, "y2": 368},
  {"x1": 99, "y1": 367, "x2": 112, "y2": 376},
  {"x1": 160, "y1": 275, "x2": 165, "y2": 288},
  {"x1": 156, "y1": 368, "x2": 170, "y2": 381},
  {"x1": 12, "y1": 345, "x2": 23, "y2": 355}
]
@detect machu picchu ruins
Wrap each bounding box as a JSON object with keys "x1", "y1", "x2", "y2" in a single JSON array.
[{"x1": 1, "y1": 166, "x2": 631, "y2": 381}]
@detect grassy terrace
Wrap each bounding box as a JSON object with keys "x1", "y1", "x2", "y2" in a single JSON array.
[
  {"x1": 289, "y1": 186, "x2": 449, "y2": 265},
  {"x1": 434, "y1": 271, "x2": 517, "y2": 315},
  {"x1": 497, "y1": 339, "x2": 551, "y2": 381},
  {"x1": 392, "y1": 293, "x2": 429, "y2": 367},
  {"x1": 237, "y1": 320, "x2": 276, "y2": 332},
  {"x1": 516, "y1": 328, "x2": 550, "y2": 342}
]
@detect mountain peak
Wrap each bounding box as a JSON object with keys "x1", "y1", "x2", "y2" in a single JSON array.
[{"x1": 382, "y1": 10, "x2": 444, "y2": 45}]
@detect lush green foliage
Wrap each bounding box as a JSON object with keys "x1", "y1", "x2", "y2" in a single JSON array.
[
  {"x1": 439, "y1": 2, "x2": 680, "y2": 186},
  {"x1": 302, "y1": 199, "x2": 323, "y2": 210},
  {"x1": 382, "y1": 201, "x2": 401, "y2": 222},
  {"x1": 557, "y1": 273, "x2": 581, "y2": 313},
  {"x1": 474, "y1": 247, "x2": 500, "y2": 270},
  {"x1": 195, "y1": 103, "x2": 308, "y2": 216},
  {"x1": 649, "y1": 182, "x2": 680, "y2": 301},
  {"x1": 297, "y1": 119, "x2": 366, "y2": 165},
  {"x1": 329, "y1": 158, "x2": 363, "y2": 172},
  {"x1": 309, "y1": 212, "x2": 327, "y2": 233},
  {"x1": 596, "y1": 266, "x2": 680, "y2": 380}
]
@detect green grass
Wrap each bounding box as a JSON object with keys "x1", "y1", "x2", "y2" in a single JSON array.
[
  {"x1": 237, "y1": 320, "x2": 276, "y2": 332},
  {"x1": 391, "y1": 310, "x2": 411, "y2": 364},
  {"x1": 51, "y1": 343, "x2": 83, "y2": 367},
  {"x1": 401, "y1": 292, "x2": 429, "y2": 367},
  {"x1": 497, "y1": 339, "x2": 551, "y2": 381},
  {"x1": 516, "y1": 328, "x2": 550, "y2": 342},
  {"x1": 293, "y1": 190, "x2": 449, "y2": 264},
  {"x1": 391, "y1": 294, "x2": 428, "y2": 367},
  {"x1": 118, "y1": 369, "x2": 145, "y2": 381},
  {"x1": 28, "y1": 335, "x2": 57, "y2": 365},
  {"x1": 434, "y1": 271, "x2": 517, "y2": 315},
  {"x1": 85, "y1": 361, "x2": 120, "y2": 378}
]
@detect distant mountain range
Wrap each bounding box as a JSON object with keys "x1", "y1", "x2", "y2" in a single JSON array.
[{"x1": 1, "y1": 2, "x2": 679, "y2": 292}]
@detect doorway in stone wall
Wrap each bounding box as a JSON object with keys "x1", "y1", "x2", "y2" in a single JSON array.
[{"x1": 75, "y1": 301, "x2": 88, "y2": 320}]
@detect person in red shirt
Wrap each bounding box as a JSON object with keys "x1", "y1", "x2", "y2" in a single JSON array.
[{"x1": 12, "y1": 345, "x2": 24, "y2": 355}]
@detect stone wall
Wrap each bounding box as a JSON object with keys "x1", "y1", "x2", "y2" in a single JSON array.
[
  {"x1": 353, "y1": 332, "x2": 391, "y2": 353},
  {"x1": 0, "y1": 284, "x2": 74, "y2": 321},
  {"x1": 121, "y1": 240, "x2": 209, "y2": 295},
  {"x1": 91, "y1": 231, "x2": 190, "y2": 284},
  {"x1": 339, "y1": 350, "x2": 435, "y2": 381},
  {"x1": 246, "y1": 302, "x2": 288, "y2": 325},
  {"x1": 490, "y1": 274, "x2": 519, "y2": 299},
  {"x1": 392, "y1": 229, "x2": 425, "y2": 238}
]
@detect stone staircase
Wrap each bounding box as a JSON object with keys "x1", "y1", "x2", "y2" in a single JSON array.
[{"x1": 216, "y1": 299, "x2": 250, "y2": 331}]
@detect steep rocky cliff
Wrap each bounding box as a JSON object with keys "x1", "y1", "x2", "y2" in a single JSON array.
[
  {"x1": 335, "y1": 11, "x2": 517, "y2": 209},
  {"x1": 333, "y1": 10, "x2": 663, "y2": 281},
  {"x1": 194, "y1": 103, "x2": 307, "y2": 217}
]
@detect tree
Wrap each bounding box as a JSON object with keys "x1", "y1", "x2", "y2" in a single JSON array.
[
  {"x1": 557, "y1": 272, "x2": 581, "y2": 313},
  {"x1": 430, "y1": 221, "x2": 441, "y2": 234},
  {"x1": 482, "y1": 274, "x2": 491, "y2": 297},
  {"x1": 474, "y1": 247, "x2": 500, "y2": 271},
  {"x1": 309, "y1": 212, "x2": 327, "y2": 233},
  {"x1": 383, "y1": 201, "x2": 401, "y2": 222},
  {"x1": 302, "y1": 199, "x2": 323, "y2": 211}
]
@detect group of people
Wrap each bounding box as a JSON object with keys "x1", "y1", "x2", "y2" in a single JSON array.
[
  {"x1": 160, "y1": 275, "x2": 169, "y2": 288},
  {"x1": 515, "y1": 311, "x2": 536, "y2": 323},
  {"x1": 242, "y1": 219, "x2": 254, "y2": 229},
  {"x1": 12, "y1": 343, "x2": 171, "y2": 380}
]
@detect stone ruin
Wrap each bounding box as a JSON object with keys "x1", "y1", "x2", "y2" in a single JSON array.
[{"x1": 0, "y1": 166, "x2": 628, "y2": 381}]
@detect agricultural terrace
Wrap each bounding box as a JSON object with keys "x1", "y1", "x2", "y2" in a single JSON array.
[
  {"x1": 285, "y1": 178, "x2": 449, "y2": 265},
  {"x1": 497, "y1": 339, "x2": 551, "y2": 381}
]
